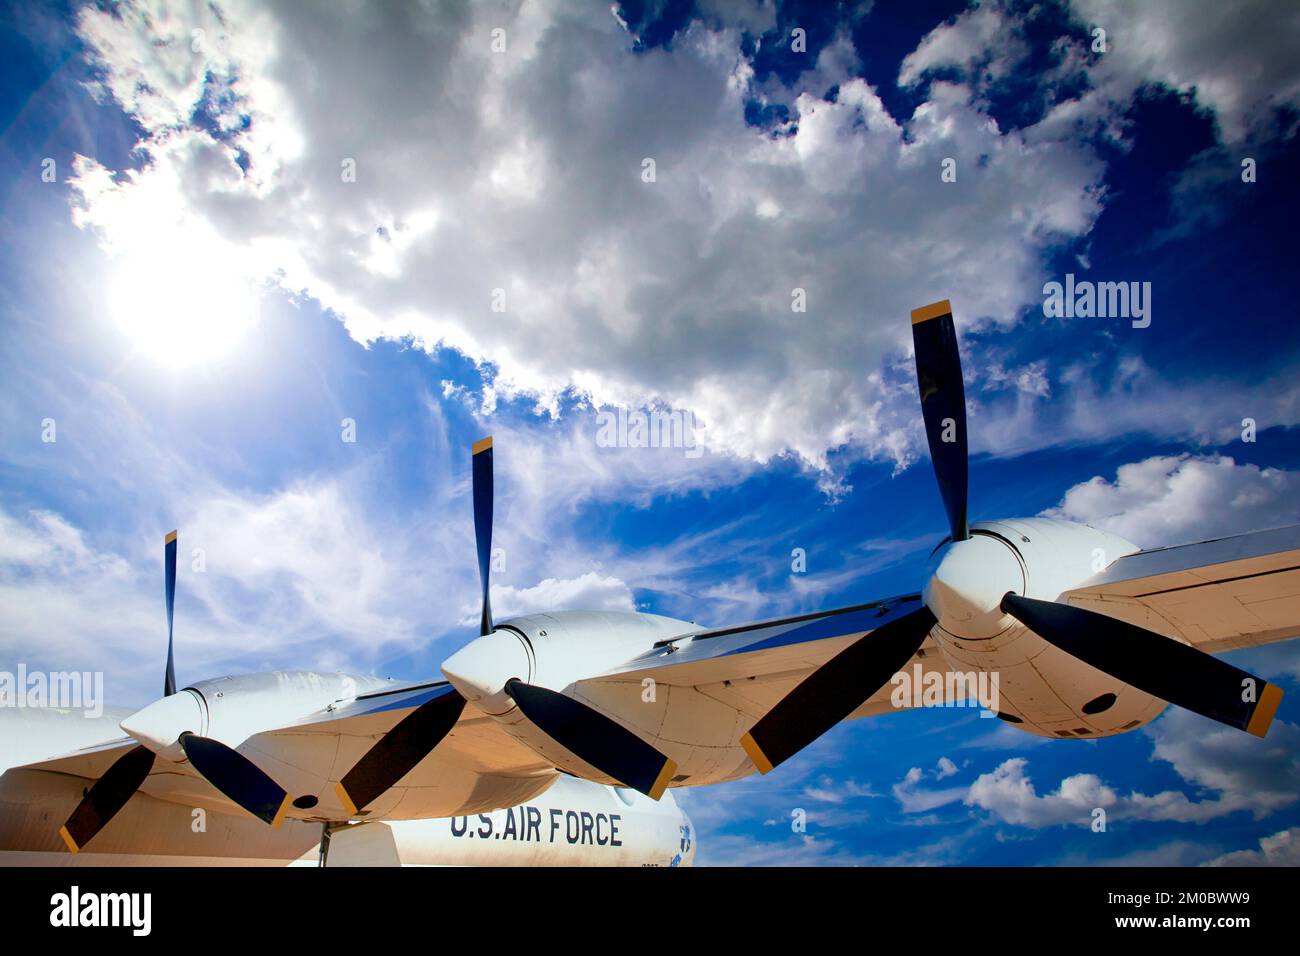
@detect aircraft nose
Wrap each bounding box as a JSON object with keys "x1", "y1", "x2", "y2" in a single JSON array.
[
  {"x1": 441, "y1": 629, "x2": 531, "y2": 712},
  {"x1": 120, "y1": 689, "x2": 204, "y2": 756}
]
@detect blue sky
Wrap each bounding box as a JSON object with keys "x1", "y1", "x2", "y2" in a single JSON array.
[{"x1": 2, "y1": 0, "x2": 1299, "y2": 866}]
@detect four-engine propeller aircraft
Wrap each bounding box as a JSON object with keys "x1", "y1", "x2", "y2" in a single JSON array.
[{"x1": 2, "y1": 299, "x2": 1296, "y2": 864}]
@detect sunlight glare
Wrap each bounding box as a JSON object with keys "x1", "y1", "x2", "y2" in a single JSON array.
[{"x1": 108, "y1": 244, "x2": 261, "y2": 368}]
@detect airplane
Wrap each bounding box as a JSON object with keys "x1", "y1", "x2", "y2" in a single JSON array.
[
  {"x1": 0, "y1": 703, "x2": 694, "y2": 866},
  {"x1": 1, "y1": 298, "x2": 1296, "y2": 865}
]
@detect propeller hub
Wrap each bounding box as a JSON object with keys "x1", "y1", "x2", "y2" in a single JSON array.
[
  {"x1": 924, "y1": 534, "x2": 1024, "y2": 640},
  {"x1": 441, "y1": 629, "x2": 531, "y2": 715},
  {"x1": 120, "y1": 689, "x2": 205, "y2": 760}
]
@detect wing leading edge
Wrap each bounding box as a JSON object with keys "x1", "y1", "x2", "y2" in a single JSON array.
[{"x1": 1064, "y1": 524, "x2": 1300, "y2": 654}]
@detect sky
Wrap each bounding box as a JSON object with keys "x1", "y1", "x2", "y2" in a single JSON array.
[{"x1": 1, "y1": 0, "x2": 1299, "y2": 866}]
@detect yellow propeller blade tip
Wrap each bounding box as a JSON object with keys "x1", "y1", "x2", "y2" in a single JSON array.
[
  {"x1": 739, "y1": 732, "x2": 774, "y2": 775},
  {"x1": 334, "y1": 781, "x2": 359, "y2": 817},
  {"x1": 58, "y1": 825, "x2": 80, "y2": 854},
  {"x1": 1247, "y1": 683, "x2": 1284, "y2": 738},
  {"x1": 647, "y1": 759, "x2": 677, "y2": 801},
  {"x1": 911, "y1": 299, "x2": 952, "y2": 324}
]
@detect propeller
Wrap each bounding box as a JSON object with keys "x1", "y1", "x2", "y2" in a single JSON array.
[
  {"x1": 164, "y1": 530, "x2": 177, "y2": 696},
  {"x1": 59, "y1": 531, "x2": 292, "y2": 852},
  {"x1": 508, "y1": 680, "x2": 677, "y2": 800},
  {"x1": 473, "y1": 435, "x2": 495, "y2": 636},
  {"x1": 334, "y1": 687, "x2": 465, "y2": 816},
  {"x1": 58, "y1": 744, "x2": 156, "y2": 855},
  {"x1": 475, "y1": 437, "x2": 677, "y2": 799},
  {"x1": 1001, "y1": 594, "x2": 1283, "y2": 737},
  {"x1": 331, "y1": 436, "x2": 498, "y2": 815},
  {"x1": 737, "y1": 298, "x2": 1283, "y2": 777},
  {"x1": 180, "y1": 733, "x2": 293, "y2": 825},
  {"x1": 739, "y1": 605, "x2": 936, "y2": 774},
  {"x1": 912, "y1": 299, "x2": 969, "y2": 542},
  {"x1": 438, "y1": 436, "x2": 680, "y2": 800}
]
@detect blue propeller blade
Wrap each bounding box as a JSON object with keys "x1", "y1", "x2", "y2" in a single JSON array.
[
  {"x1": 472, "y1": 436, "x2": 494, "y2": 636},
  {"x1": 164, "y1": 530, "x2": 177, "y2": 697}
]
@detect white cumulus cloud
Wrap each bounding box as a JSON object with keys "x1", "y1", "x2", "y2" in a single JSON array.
[{"x1": 1042, "y1": 454, "x2": 1300, "y2": 547}]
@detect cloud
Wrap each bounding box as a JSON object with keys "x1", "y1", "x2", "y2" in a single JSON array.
[
  {"x1": 893, "y1": 765, "x2": 967, "y2": 813},
  {"x1": 1042, "y1": 454, "x2": 1300, "y2": 547},
  {"x1": 68, "y1": 0, "x2": 1111, "y2": 476},
  {"x1": 964, "y1": 758, "x2": 1116, "y2": 827},
  {"x1": 899, "y1": 0, "x2": 1030, "y2": 90},
  {"x1": 962, "y1": 712, "x2": 1300, "y2": 829},
  {"x1": 1057, "y1": 839, "x2": 1223, "y2": 867},
  {"x1": 469, "y1": 571, "x2": 635, "y2": 624},
  {"x1": 0, "y1": 508, "x2": 127, "y2": 575},
  {"x1": 1146, "y1": 709, "x2": 1300, "y2": 821},
  {"x1": 802, "y1": 775, "x2": 880, "y2": 804},
  {"x1": 905, "y1": 0, "x2": 1300, "y2": 147},
  {"x1": 185, "y1": 482, "x2": 412, "y2": 641},
  {"x1": 1204, "y1": 826, "x2": 1300, "y2": 867},
  {"x1": 1068, "y1": 0, "x2": 1300, "y2": 145},
  {"x1": 697, "y1": 827, "x2": 969, "y2": 866},
  {"x1": 901, "y1": 0, "x2": 1300, "y2": 250},
  {"x1": 698, "y1": 832, "x2": 875, "y2": 866},
  {"x1": 0, "y1": 505, "x2": 153, "y2": 683}
]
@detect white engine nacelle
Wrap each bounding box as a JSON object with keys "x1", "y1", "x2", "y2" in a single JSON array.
[
  {"x1": 121, "y1": 671, "x2": 393, "y2": 757},
  {"x1": 441, "y1": 610, "x2": 696, "y2": 780},
  {"x1": 926, "y1": 518, "x2": 1169, "y2": 739}
]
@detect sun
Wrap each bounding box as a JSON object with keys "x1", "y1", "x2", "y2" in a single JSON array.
[{"x1": 107, "y1": 243, "x2": 261, "y2": 368}]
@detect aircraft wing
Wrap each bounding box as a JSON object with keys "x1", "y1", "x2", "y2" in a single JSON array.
[
  {"x1": 9, "y1": 678, "x2": 556, "y2": 826},
  {"x1": 21, "y1": 735, "x2": 141, "y2": 779},
  {"x1": 251, "y1": 678, "x2": 550, "y2": 778},
  {"x1": 571, "y1": 593, "x2": 958, "y2": 762},
  {"x1": 237, "y1": 679, "x2": 556, "y2": 819},
  {"x1": 1062, "y1": 525, "x2": 1300, "y2": 654}
]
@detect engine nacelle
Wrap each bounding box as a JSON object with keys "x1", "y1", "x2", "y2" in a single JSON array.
[
  {"x1": 926, "y1": 518, "x2": 1169, "y2": 738},
  {"x1": 441, "y1": 610, "x2": 694, "y2": 714},
  {"x1": 440, "y1": 610, "x2": 696, "y2": 779},
  {"x1": 122, "y1": 671, "x2": 393, "y2": 756}
]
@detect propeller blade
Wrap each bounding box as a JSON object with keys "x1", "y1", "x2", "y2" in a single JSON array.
[
  {"x1": 164, "y1": 530, "x2": 177, "y2": 697},
  {"x1": 180, "y1": 733, "x2": 293, "y2": 825},
  {"x1": 740, "y1": 604, "x2": 937, "y2": 774},
  {"x1": 1001, "y1": 593, "x2": 1284, "y2": 736},
  {"x1": 335, "y1": 688, "x2": 466, "y2": 815},
  {"x1": 473, "y1": 436, "x2": 494, "y2": 636},
  {"x1": 911, "y1": 300, "x2": 969, "y2": 541},
  {"x1": 58, "y1": 744, "x2": 156, "y2": 854},
  {"x1": 506, "y1": 679, "x2": 677, "y2": 800}
]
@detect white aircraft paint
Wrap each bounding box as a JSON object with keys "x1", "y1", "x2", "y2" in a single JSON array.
[{"x1": 0, "y1": 705, "x2": 693, "y2": 866}]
